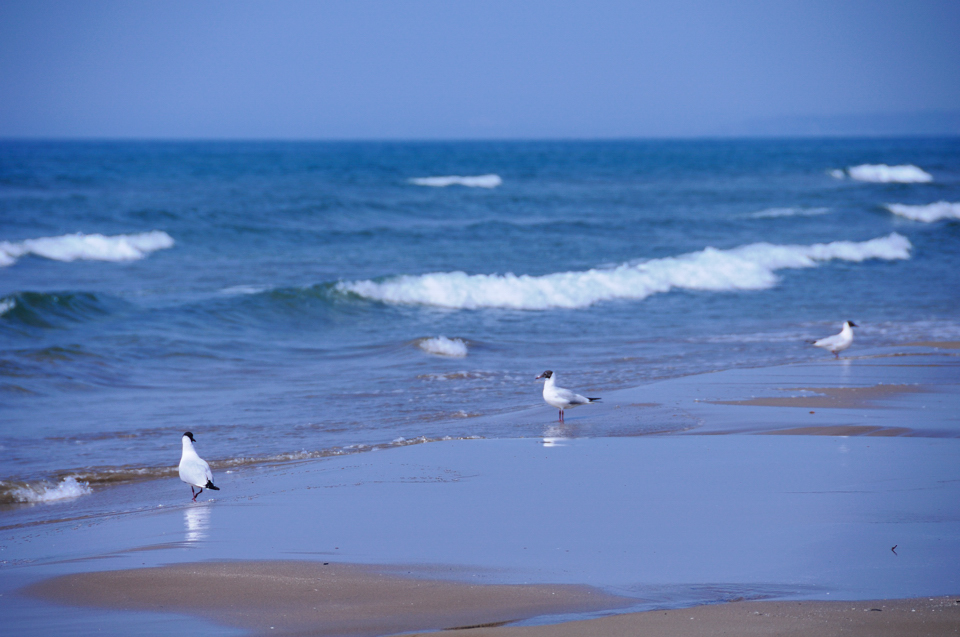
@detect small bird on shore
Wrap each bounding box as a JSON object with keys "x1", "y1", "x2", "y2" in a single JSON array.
[
  {"x1": 179, "y1": 432, "x2": 220, "y2": 502},
  {"x1": 811, "y1": 321, "x2": 857, "y2": 358},
  {"x1": 535, "y1": 370, "x2": 600, "y2": 422}
]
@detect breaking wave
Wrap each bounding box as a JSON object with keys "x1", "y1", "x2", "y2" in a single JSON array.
[
  {"x1": 417, "y1": 336, "x2": 469, "y2": 357},
  {"x1": 0, "y1": 231, "x2": 174, "y2": 267},
  {"x1": 0, "y1": 476, "x2": 93, "y2": 504},
  {"x1": 410, "y1": 174, "x2": 502, "y2": 188},
  {"x1": 336, "y1": 233, "x2": 912, "y2": 310},
  {"x1": 844, "y1": 164, "x2": 933, "y2": 183},
  {"x1": 885, "y1": 202, "x2": 960, "y2": 223},
  {"x1": 0, "y1": 435, "x2": 483, "y2": 507}
]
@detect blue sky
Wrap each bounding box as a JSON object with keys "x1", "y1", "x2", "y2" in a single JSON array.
[{"x1": 1, "y1": 0, "x2": 958, "y2": 139}]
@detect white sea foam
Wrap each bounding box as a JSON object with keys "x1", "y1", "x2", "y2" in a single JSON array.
[
  {"x1": 846, "y1": 164, "x2": 933, "y2": 183},
  {"x1": 885, "y1": 202, "x2": 960, "y2": 223},
  {"x1": 0, "y1": 231, "x2": 174, "y2": 267},
  {"x1": 829, "y1": 169, "x2": 846, "y2": 180},
  {"x1": 749, "y1": 207, "x2": 830, "y2": 219},
  {"x1": 337, "y1": 233, "x2": 912, "y2": 310},
  {"x1": 410, "y1": 174, "x2": 502, "y2": 188},
  {"x1": 8, "y1": 476, "x2": 93, "y2": 503},
  {"x1": 0, "y1": 298, "x2": 15, "y2": 316},
  {"x1": 418, "y1": 336, "x2": 469, "y2": 357}
]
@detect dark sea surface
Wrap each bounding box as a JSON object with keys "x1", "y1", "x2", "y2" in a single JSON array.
[{"x1": 1, "y1": 138, "x2": 958, "y2": 506}]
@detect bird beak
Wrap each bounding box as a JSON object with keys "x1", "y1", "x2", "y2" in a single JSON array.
[
  {"x1": 535, "y1": 373, "x2": 544, "y2": 380},
  {"x1": 849, "y1": 322, "x2": 858, "y2": 327}
]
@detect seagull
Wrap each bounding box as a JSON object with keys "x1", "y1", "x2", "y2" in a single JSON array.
[
  {"x1": 535, "y1": 370, "x2": 600, "y2": 422},
  {"x1": 179, "y1": 432, "x2": 220, "y2": 502},
  {"x1": 811, "y1": 321, "x2": 857, "y2": 358}
]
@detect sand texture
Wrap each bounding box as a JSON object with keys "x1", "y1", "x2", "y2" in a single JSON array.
[
  {"x1": 422, "y1": 596, "x2": 960, "y2": 637},
  {"x1": 24, "y1": 561, "x2": 631, "y2": 637},
  {"x1": 24, "y1": 562, "x2": 960, "y2": 636},
  {"x1": 713, "y1": 384, "x2": 922, "y2": 409}
]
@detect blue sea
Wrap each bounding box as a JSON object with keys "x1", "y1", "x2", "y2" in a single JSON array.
[{"x1": 2, "y1": 138, "x2": 959, "y2": 506}]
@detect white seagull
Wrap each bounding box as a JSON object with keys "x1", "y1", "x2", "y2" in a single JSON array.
[
  {"x1": 535, "y1": 370, "x2": 600, "y2": 422},
  {"x1": 811, "y1": 321, "x2": 857, "y2": 358},
  {"x1": 179, "y1": 432, "x2": 220, "y2": 502}
]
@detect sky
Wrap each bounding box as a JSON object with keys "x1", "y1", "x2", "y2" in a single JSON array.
[{"x1": 1, "y1": 0, "x2": 958, "y2": 139}]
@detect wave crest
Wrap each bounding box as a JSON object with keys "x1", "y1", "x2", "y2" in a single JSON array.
[
  {"x1": 410, "y1": 174, "x2": 502, "y2": 188},
  {"x1": 336, "y1": 233, "x2": 912, "y2": 310},
  {"x1": 0, "y1": 291, "x2": 121, "y2": 329},
  {"x1": 846, "y1": 164, "x2": 933, "y2": 183},
  {"x1": 417, "y1": 336, "x2": 469, "y2": 357},
  {"x1": 0, "y1": 231, "x2": 174, "y2": 267},
  {"x1": 0, "y1": 476, "x2": 92, "y2": 504},
  {"x1": 885, "y1": 202, "x2": 960, "y2": 222}
]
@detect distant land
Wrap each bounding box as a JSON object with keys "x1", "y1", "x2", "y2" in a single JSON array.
[{"x1": 735, "y1": 110, "x2": 960, "y2": 137}]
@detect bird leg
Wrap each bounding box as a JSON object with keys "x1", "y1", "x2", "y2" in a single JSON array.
[
  {"x1": 559, "y1": 409, "x2": 564, "y2": 422},
  {"x1": 192, "y1": 487, "x2": 203, "y2": 502}
]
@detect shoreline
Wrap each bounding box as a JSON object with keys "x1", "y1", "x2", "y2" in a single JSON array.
[{"x1": 2, "y1": 342, "x2": 957, "y2": 509}]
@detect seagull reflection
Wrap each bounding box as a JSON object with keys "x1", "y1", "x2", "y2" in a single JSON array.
[
  {"x1": 541, "y1": 424, "x2": 570, "y2": 447},
  {"x1": 184, "y1": 503, "x2": 211, "y2": 543}
]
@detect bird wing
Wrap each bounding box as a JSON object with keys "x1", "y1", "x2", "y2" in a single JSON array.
[
  {"x1": 180, "y1": 457, "x2": 213, "y2": 487},
  {"x1": 554, "y1": 386, "x2": 590, "y2": 405},
  {"x1": 813, "y1": 334, "x2": 841, "y2": 348}
]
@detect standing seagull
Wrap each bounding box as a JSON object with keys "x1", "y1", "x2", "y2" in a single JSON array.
[
  {"x1": 535, "y1": 370, "x2": 600, "y2": 422},
  {"x1": 179, "y1": 432, "x2": 220, "y2": 502},
  {"x1": 812, "y1": 321, "x2": 857, "y2": 358}
]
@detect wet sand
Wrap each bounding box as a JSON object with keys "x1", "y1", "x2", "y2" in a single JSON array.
[
  {"x1": 905, "y1": 341, "x2": 960, "y2": 349},
  {"x1": 422, "y1": 596, "x2": 960, "y2": 637},
  {"x1": 24, "y1": 562, "x2": 960, "y2": 637},
  {"x1": 712, "y1": 383, "x2": 923, "y2": 409},
  {"x1": 24, "y1": 561, "x2": 631, "y2": 636}
]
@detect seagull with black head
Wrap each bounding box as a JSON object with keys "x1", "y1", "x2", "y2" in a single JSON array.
[
  {"x1": 179, "y1": 432, "x2": 220, "y2": 502},
  {"x1": 812, "y1": 321, "x2": 857, "y2": 358},
  {"x1": 535, "y1": 370, "x2": 600, "y2": 422}
]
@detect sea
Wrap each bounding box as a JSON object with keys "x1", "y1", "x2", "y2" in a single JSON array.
[{"x1": 1, "y1": 138, "x2": 958, "y2": 508}]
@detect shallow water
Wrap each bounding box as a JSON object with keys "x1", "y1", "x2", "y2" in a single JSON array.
[{"x1": 1, "y1": 139, "x2": 959, "y2": 506}]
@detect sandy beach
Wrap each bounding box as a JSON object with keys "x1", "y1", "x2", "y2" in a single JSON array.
[
  {"x1": 3, "y1": 345, "x2": 959, "y2": 635},
  {"x1": 24, "y1": 562, "x2": 960, "y2": 636}
]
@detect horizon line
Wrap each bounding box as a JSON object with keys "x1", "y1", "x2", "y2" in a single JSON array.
[{"x1": 2, "y1": 133, "x2": 959, "y2": 144}]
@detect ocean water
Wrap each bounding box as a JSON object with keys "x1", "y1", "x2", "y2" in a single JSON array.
[{"x1": 1, "y1": 138, "x2": 959, "y2": 506}]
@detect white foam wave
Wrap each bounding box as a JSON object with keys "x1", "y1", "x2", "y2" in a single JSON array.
[
  {"x1": 8, "y1": 476, "x2": 93, "y2": 503},
  {"x1": 829, "y1": 169, "x2": 846, "y2": 180},
  {"x1": 885, "y1": 201, "x2": 960, "y2": 223},
  {"x1": 0, "y1": 231, "x2": 174, "y2": 267},
  {"x1": 337, "y1": 233, "x2": 911, "y2": 311},
  {"x1": 418, "y1": 336, "x2": 469, "y2": 357},
  {"x1": 846, "y1": 164, "x2": 933, "y2": 183},
  {"x1": 749, "y1": 207, "x2": 830, "y2": 219},
  {"x1": 410, "y1": 174, "x2": 502, "y2": 188},
  {"x1": 0, "y1": 298, "x2": 15, "y2": 316}
]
